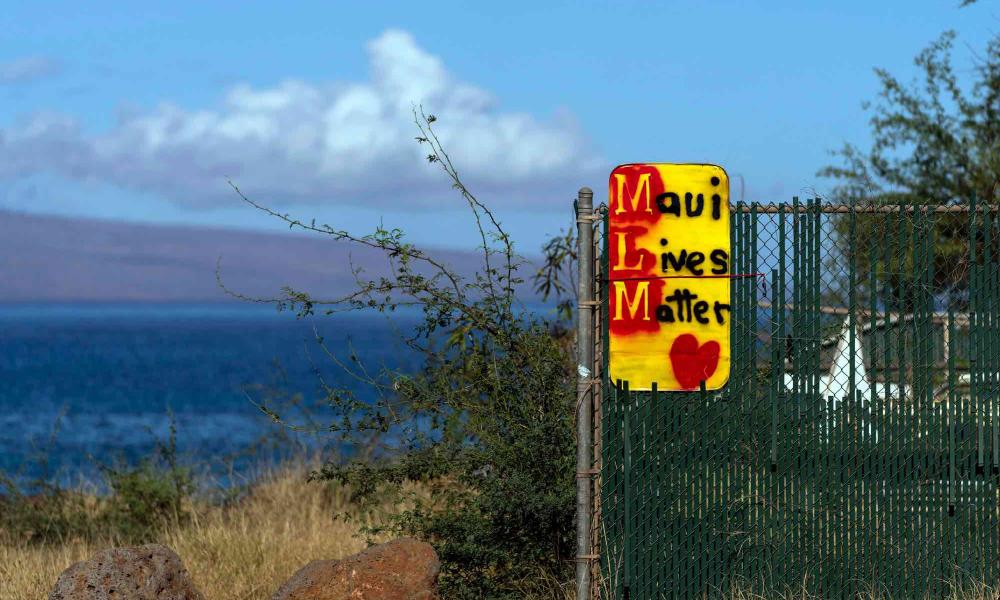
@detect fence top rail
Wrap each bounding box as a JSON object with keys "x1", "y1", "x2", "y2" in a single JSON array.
[{"x1": 729, "y1": 203, "x2": 1000, "y2": 214}]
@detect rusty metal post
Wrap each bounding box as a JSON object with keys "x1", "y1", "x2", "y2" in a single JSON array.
[{"x1": 575, "y1": 186, "x2": 595, "y2": 600}]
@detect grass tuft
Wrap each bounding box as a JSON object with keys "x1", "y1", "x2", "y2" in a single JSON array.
[{"x1": 0, "y1": 463, "x2": 392, "y2": 600}]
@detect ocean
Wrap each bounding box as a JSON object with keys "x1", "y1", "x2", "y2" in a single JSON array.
[{"x1": 0, "y1": 303, "x2": 424, "y2": 487}]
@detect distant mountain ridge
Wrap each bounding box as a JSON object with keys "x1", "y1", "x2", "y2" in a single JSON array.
[{"x1": 0, "y1": 210, "x2": 493, "y2": 303}]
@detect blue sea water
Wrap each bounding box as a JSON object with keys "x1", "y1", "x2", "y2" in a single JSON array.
[{"x1": 0, "y1": 303, "x2": 424, "y2": 486}]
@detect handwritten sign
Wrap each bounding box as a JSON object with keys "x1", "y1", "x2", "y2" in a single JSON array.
[{"x1": 608, "y1": 163, "x2": 731, "y2": 391}]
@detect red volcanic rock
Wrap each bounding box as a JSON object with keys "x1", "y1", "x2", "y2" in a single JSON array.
[{"x1": 272, "y1": 538, "x2": 439, "y2": 600}]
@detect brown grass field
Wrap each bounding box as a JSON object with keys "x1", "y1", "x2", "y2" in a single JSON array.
[
  {"x1": 3, "y1": 465, "x2": 995, "y2": 600},
  {"x1": 1, "y1": 465, "x2": 389, "y2": 600}
]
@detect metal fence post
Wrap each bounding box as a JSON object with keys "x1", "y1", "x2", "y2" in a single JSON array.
[{"x1": 576, "y1": 186, "x2": 595, "y2": 600}]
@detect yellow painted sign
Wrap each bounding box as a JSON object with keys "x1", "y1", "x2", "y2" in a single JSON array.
[{"x1": 608, "y1": 163, "x2": 731, "y2": 391}]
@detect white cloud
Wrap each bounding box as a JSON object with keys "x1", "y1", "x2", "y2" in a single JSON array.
[
  {"x1": 0, "y1": 31, "x2": 601, "y2": 209},
  {"x1": 0, "y1": 56, "x2": 61, "y2": 84}
]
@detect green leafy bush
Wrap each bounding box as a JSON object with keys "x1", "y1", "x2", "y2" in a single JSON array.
[
  {"x1": 100, "y1": 425, "x2": 194, "y2": 542},
  {"x1": 233, "y1": 109, "x2": 578, "y2": 599},
  {"x1": 1, "y1": 417, "x2": 194, "y2": 545},
  {"x1": 0, "y1": 480, "x2": 96, "y2": 544},
  {"x1": 320, "y1": 324, "x2": 576, "y2": 599}
]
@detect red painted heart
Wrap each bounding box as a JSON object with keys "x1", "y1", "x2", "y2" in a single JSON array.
[{"x1": 669, "y1": 333, "x2": 720, "y2": 390}]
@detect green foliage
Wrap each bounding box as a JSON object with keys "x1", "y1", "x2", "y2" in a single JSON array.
[
  {"x1": 100, "y1": 419, "x2": 194, "y2": 542},
  {"x1": 0, "y1": 479, "x2": 96, "y2": 544},
  {"x1": 233, "y1": 108, "x2": 578, "y2": 599},
  {"x1": 321, "y1": 325, "x2": 576, "y2": 599},
  {"x1": 535, "y1": 226, "x2": 577, "y2": 323},
  {"x1": 820, "y1": 24, "x2": 999, "y2": 304},
  {"x1": 820, "y1": 29, "x2": 999, "y2": 205},
  {"x1": 1, "y1": 416, "x2": 194, "y2": 545}
]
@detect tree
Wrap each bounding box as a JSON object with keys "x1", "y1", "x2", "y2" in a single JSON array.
[
  {"x1": 225, "y1": 109, "x2": 578, "y2": 599},
  {"x1": 820, "y1": 30, "x2": 998, "y2": 204},
  {"x1": 820, "y1": 25, "x2": 999, "y2": 306}
]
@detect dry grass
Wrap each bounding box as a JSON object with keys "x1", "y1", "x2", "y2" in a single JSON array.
[
  {"x1": 4, "y1": 467, "x2": 996, "y2": 600},
  {"x1": 0, "y1": 465, "x2": 395, "y2": 600},
  {"x1": 722, "y1": 580, "x2": 999, "y2": 600}
]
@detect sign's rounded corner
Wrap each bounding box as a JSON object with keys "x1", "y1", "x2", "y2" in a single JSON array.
[
  {"x1": 695, "y1": 163, "x2": 729, "y2": 182},
  {"x1": 708, "y1": 163, "x2": 729, "y2": 178},
  {"x1": 609, "y1": 163, "x2": 643, "y2": 177},
  {"x1": 706, "y1": 373, "x2": 731, "y2": 391}
]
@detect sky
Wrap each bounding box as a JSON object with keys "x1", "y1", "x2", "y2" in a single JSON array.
[{"x1": 0, "y1": 1, "x2": 996, "y2": 251}]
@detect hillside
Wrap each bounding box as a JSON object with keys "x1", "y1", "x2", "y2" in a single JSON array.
[{"x1": 0, "y1": 210, "x2": 490, "y2": 303}]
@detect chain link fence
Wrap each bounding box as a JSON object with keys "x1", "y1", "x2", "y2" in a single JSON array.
[{"x1": 592, "y1": 200, "x2": 1000, "y2": 599}]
